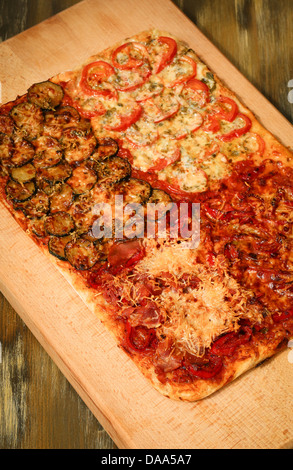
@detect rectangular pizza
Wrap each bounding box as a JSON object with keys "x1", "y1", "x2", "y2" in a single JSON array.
[{"x1": 0, "y1": 29, "x2": 293, "y2": 401}]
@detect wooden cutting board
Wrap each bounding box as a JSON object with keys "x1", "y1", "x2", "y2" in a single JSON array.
[{"x1": 0, "y1": 0, "x2": 293, "y2": 449}]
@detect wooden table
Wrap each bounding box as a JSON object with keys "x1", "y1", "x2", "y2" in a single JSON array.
[{"x1": 0, "y1": 0, "x2": 292, "y2": 449}]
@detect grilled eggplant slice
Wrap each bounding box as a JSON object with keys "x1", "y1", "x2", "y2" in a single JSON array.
[
  {"x1": 65, "y1": 238, "x2": 101, "y2": 270},
  {"x1": 15, "y1": 190, "x2": 50, "y2": 218},
  {"x1": 10, "y1": 101, "x2": 44, "y2": 140},
  {"x1": 48, "y1": 234, "x2": 74, "y2": 261},
  {"x1": 11, "y1": 138, "x2": 35, "y2": 167},
  {"x1": 67, "y1": 161, "x2": 97, "y2": 195},
  {"x1": 44, "y1": 106, "x2": 80, "y2": 139},
  {"x1": 118, "y1": 177, "x2": 152, "y2": 204},
  {"x1": 29, "y1": 217, "x2": 47, "y2": 237},
  {"x1": 5, "y1": 179, "x2": 36, "y2": 202},
  {"x1": 44, "y1": 211, "x2": 75, "y2": 237},
  {"x1": 28, "y1": 81, "x2": 64, "y2": 110},
  {"x1": 95, "y1": 156, "x2": 131, "y2": 185},
  {"x1": 10, "y1": 163, "x2": 36, "y2": 183},
  {"x1": 33, "y1": 135, "x2": 63, "y2": 168},
  {"x1": 91, "y1": 138, "x2": 119, "y2": 161},
  {"x1": 49, "y1": 183, "x2": 74, "y2": 213},
  {"x1": 61, "y1": 127, "x2": 96, "y2": 163},
  {"x1": 37, "y1": 161, "x2": 72, "y2": 184}
]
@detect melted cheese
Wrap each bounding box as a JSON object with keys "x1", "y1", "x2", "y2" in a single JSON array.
[{"x1": 135, "y1": 239, "x2": 262, "y2": 355}]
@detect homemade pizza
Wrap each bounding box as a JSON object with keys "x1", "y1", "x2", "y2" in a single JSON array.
[{"x1": 0, "y1": 29, "x2": 293, "y2": 401}]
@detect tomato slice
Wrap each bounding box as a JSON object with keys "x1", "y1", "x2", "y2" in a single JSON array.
[
  {"x1": 210, "y1": 326, "x2": 252, "y2": 356},
  {"x1": 219, "y1": 113, "x2": 252, "y2": 142},
  {"x1": 74, "y1": 99, "x2": 106, "y2": 119},
  {"x1": 112, "y1": 42, "x2": 149, "y2": 70},
  {"x1": 148, "y1": 146, "x2": 181, "y2": 173},
  {"x1": 214, "y1": 96, "x2": 239, "y2": 122},
  {"x1": 80, "y1": 61, "x2": 116, "y2": 97},
  {"x1": 155, "y1": 36, "x2": 178, "y2": 73},
  {"x1": 115, "y1": 65, "x2": 151, "y2": 92},
  {"x1": 142, "y1": 92, "x2": 180, "y2": 123},
  {"x1": 165, "y1": 56, "x2": 197, "y2": 88},
  {"x1": 124, "y1": 321, "x2": 156, "y2": 353},
  {"x1": 181, "y1": 78, "x2": 210, "y2": 107},
  {"x1": 105, "y1": 102, "x2": 142, "y2": 132},
  {"x1": 272, "y1": 308, "x2": 293, "y2": 323},
  {"x1": 126, "y1": 117, "x2": 159, "y2": 147},
  {"x1": 131, "y1": 75, "x2": 164, "y2": 102},
  {"x1": 202, "y1": 114, "x2": 221, "y2": 133}
]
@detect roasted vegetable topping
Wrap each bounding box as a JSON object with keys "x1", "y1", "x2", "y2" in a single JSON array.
[
  {"x1": 49, "y1": 183, "x2": 74, "y2": 213},
  {"x1": 95, "y1": 156, "x2": 131, "y2": 185},
  {"x1": 10, "y1": 163, "x2": 36, "y2": 183},
  {"x1": 91, "y1": 138, "x2": 119, "y2": 161},
  {"x1": 33, "y1": 135, "x2": 63, "y2": 168},
  {"x1": 10, "y1": 102, "x2": 44, "y2": 140},
  {"x1": 28, "y1": 81, "x2": 64, "y2": 110},
  {"x1": 5, "y1": 179, "x2": 36, "y2": 202},
  {"x1": 48, "y1": 234, "x2": 74, "y2": 261},
  {"x1": 44, "y1": 211, "x2": 75, "y2": 237},
  {"x1": 37, "y1": 161, "x2": 72, "y2": 184},
  {"x1": 65, "y1": 238, "x2": 101, "y2": 270},
  {"x1": 61, "y1": 127, "x2": 96, "y2": 163},
  {"x1": 67, "y1": 161, "x2": 97, "y2": 194}
]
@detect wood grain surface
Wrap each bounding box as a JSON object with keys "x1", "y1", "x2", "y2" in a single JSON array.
[{"x1": 0, "y1": 0, "x2": 292, "y2": 450}]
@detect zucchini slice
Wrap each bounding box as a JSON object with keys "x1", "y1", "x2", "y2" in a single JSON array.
[
  {"x1": 49, "y1": 183, "x2": 74, "y2": 213},
  {"x1": 66, "y1": 161, "x2": 97, "y2": 195},
  {"x1": 5, "y1": 179, "x2": 36, "y2": 202},
  {"x1": 117, "y1": 177, "x2": 152, "y2": 205},
  {"x1": 44, "y1": 106, "x2": 81, "y2": 139},
  {"x1": 15, "y1": 190, "x2": 50, "y2": 218},
  {"x1": 91, "y1": 138, "x2": 119, "y2": 161},
  {"x1": 65, "y1": 238, "x2": 101, "y2": 270},
  {"x1": 72, "y1": 211, "x2": 98, "y2": 236},
  {"x1": 37, "y1": 161, "x2": 72, "y2": 184},
  {"x1": 29, "y1": 217, "x2": 47, "y2": 238},
  {"x1": 11, "y1": 138, "x2": 35, "y2": 167},
  {"x1": 44, "y1": 211, "x2": 75, "y2": 237},
  {"x1": 33, "y1": 135, "x2": 63, "y2": 168},
  {"x1": 28, "y1": 81, "x2": 64, "y2": 110},
  {"x1": 95, "y1": 156, "x2": 131, "y2": 185},
  {"x1": 10, "y1": 163, "x2": 36, "y2": 183},
  {"x1": 10, "y1": 101, "x2": 44, "y2": 140},
  {"x1": 61, "y1": 127, "x2": 96, "y2": 164},
  {"x1": 48, "y1": 234, "x2": 74, "y2": 261}
]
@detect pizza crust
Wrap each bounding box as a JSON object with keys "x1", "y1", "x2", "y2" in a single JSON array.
[{"x1": 1, "y1": 29, "x2": 293, "y2": 402}]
